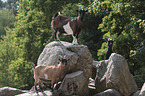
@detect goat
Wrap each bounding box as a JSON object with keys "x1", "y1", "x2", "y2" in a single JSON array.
[
  {"x1": 30, "y1": 56, "x2": 68, "y2": 92},
  {"x1": 105, "y1": 39, "x2": 113, "y2": 59},
  {"x1": 51, "y1": 7, "x2": 88, "y2": 44}
]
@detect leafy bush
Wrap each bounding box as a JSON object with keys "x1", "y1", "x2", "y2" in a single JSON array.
[{"x1": 8, "y1": 58, "x2": 33, "y2": 89}]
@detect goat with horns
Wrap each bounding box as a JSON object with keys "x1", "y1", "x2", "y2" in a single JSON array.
[{"x1": 51, "y1": 6, "x2": 88, "y2": 44}]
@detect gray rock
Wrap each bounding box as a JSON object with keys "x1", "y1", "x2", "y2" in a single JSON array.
[
  {"x1": 139, "y1": 83, "x2": 145, "y2": 96},
  {"x1": 93, "y1": 89, "x2": 121, "y2": 96},
  {"x1": 37, "y1": 41, "x2": 93, "y2": 79},
  {"x1": 93, "y1": 60, "x2": 108, "y2": 93},
  {"x1": 132, "y1": 90, "x2": 140, "y2": 96},
  {"x1": 36, "y1": 41, "x2": 93, "y2": 95},
  {"x1": 94, "y1": 53, "x2": 138, "y2": 96},
  {"x1": 16, "y1": 90, "x2": 52, "y2": 96},
  {"x1": 0, "y1": 87, "x2": 28, "y2": 96},
  {"x1": 57, "y1": 71, "x2": 89, "y2": 96}
]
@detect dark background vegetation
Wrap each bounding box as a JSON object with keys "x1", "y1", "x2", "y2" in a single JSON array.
[{"x1": 0, "y1": 0, "x2": 144, "y2": 89}]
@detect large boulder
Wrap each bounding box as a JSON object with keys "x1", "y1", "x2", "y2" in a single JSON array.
[
  {"x1": 139, "y1": 83, "x2": 145, "y2": 96},
  {"x1": 56, "y1": 71, "x2": 89, "y2": 96},
  {"x1": 93, "y1": 53, "x2": 138, "y2": 96},
  {"x1": 0, "y1": 87, "x2": 28, "y2": 96},
  {"x1": 37, "y1": 41, "x2": 93, "y2": 95},
  {"x1": 93, "y1": 89, "x2": 121, "y2": 96},
  {"x1": 37, "y1": 41, "x2": 92, "y2": 79}
]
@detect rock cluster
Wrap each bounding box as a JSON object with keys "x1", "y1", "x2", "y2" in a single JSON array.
[
  {"x1": 2, "y1": 41, "x2": 144, "y2": 96},
  {"x1": 93, "y1": 53, "x2": 138, "y2": 96}
]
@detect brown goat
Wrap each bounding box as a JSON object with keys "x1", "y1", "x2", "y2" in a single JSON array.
[
  {"x1": 51, "y1": 8, "x2": 88, "y2": 44},
  {"x1": 30, "y1": 57, "x2": 68, "y2": 92}
]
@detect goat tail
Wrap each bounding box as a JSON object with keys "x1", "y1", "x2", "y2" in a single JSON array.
[
  {"x1": 30, "y1": 62, "x2": 35, "y2": 69},
  {"x1": 52, "y1": 12, "x2": 60, "y2": 20}
]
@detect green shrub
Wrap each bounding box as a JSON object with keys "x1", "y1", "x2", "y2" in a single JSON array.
[{"x1": 8, "y1": 58, "x2": 33, "y2": 89}]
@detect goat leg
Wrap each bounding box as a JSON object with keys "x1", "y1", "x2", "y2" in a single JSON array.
[
  {"x1": 54, "y1": 30, "x2": 60, "y2": 41},
  {"x1": 51, "y1": 80, "x2": 54, "y2": 92},
  {"x1": 54, "y1": 31, "x2": 57, "y2": 40},
  {"x1": 72, "y1": 35, "x2": 78, "y2": 45},
  {"x1": 34, "y1": 83, "x2": 38, "y2": 93},
  {"x1": 38, "y1": 81, "x2": 44, "y2": 92}
]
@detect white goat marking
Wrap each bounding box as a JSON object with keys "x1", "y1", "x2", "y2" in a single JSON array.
[
  {"x1": 44, "y1": 74, "x2": 48, "y2": 79},
  {"x1": 63, "y1": 22, "x2": 73, "y2": 35}
]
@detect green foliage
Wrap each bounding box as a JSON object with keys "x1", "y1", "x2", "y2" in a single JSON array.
[
  {"x1": 79, "y1": 13, "x2": 103, "y2": 60},
  {"x1": 97, "y1": 42, "x2": 107, "y2": 60},
  {"x1": 0, "y1": 28, "x2": 24, "y2": 88},
  {"x1": 0, "y1": 0, "x2": 3, "y2": 9},
  {"x1": 15, "y1": 0, "x2": 54, "y2": 62},
  {"x1": 0, "y1": 9, "x2": 15, "y2": 38},
  {"x1": 4, "y1": 0, "x2": 19, "y2": 15},
  {"x1": 93, "y1": 0, "x2": 145, "y2": 87},
  {"x1": 0, "y1": 0, "x2": 18, "y2": 15},
  {"x1": 134, "y1": 66, "x2": 145, "y2": 89},
  {"x1": 0, "y1": 28, "x2": 33, "y2": 89},
  {"x1": 8, "y1": 58, "x2": 33, "y2": 89}
]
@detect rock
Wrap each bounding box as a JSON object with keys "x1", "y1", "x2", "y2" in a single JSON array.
[
  {"x1": 93, "y1": 60, "x2": 108, "y2": 93},
  {"x1": 0, "y1": 87, "x2": 28, "y2": 96},
  {"x1": 132, "y1": 90, "x2": 140, "y2": 96},
  {"x1": 139, "y1": 83, "x2": 145, "y2": 96},
  {"x1": 94, "y1": 53, "x2": 138, "y2": 96},
  {"x1": 37, "y1": 41, "x2": 93, "y2": 79},
  {"x1": 16, "y1": 90, "x2": 52, "y2": 96},
  {"x1": 56, "y1": 71, "x2": 89, "y2": 96},
  {"x1": 93, "y1": 89, "x2": 121, "y2": 96},
  {"x1": 37, "y1": 41, "x2": 93, "y2": 95}
]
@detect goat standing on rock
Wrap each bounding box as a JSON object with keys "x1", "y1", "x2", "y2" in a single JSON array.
[
  {"x1": 30, "y1": 56, "x2": 69, "y2": 92},
  {"x1": 105, "y1": 39, "x2": 114, "y2": 59},
  {"x1": 51, "y1": 7, "x2": 88, "y2": 44}
]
